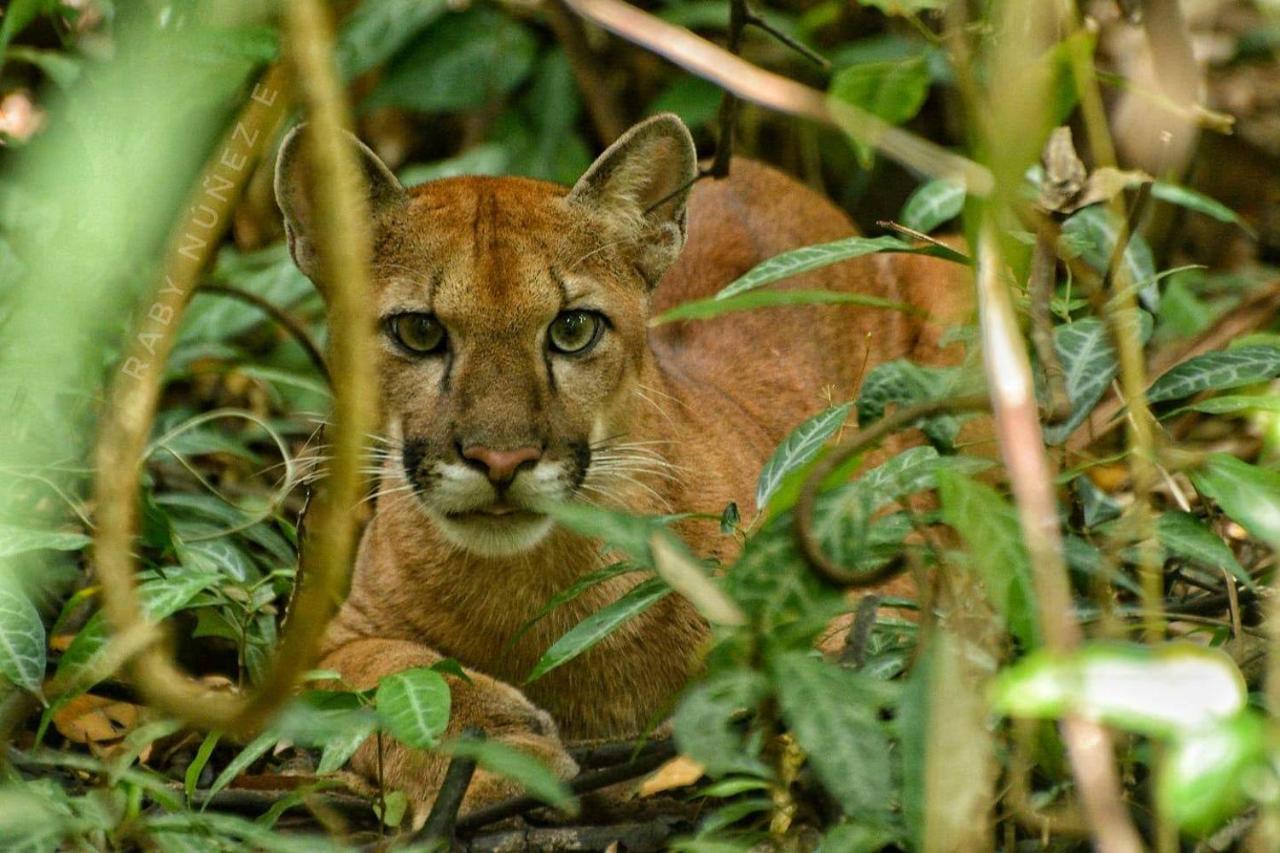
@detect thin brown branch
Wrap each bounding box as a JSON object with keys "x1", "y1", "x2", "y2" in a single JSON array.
[
  {"x1": 199, "y1": 284, "x2": 330, "y2": 384},
  {"x1": 1029, "y1": 234, "x2": 1070, "y2": 422}
]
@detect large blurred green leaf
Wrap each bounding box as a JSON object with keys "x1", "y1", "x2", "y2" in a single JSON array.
[
  {"x1": 0, "y1": 524, "x2": 90, "y2": 559},
  {"x1": 1191, "y1": 454, "x2": 1280, "y2": 545},
  {"x1": 366, "y1": 8, "x2": 537, "y2": 113},
  {"x1": 992, "y1": 642, "x2": 1247, "y2": 737},
  {"x1": 1151, "y1": 181, "x2": 1253, "y2": 235},
  {"x1": 829, "y1": 57, "x2": 931, "y2": 167},
  {"x1": 771, "y1": 651, "x2": 892, "y2": 818},
  {"x1": 651, "y1": 288, "x2": 914, "y2": 325},
  {"x1": 1158, "y1": 711, "x2": 1268, "y2": 837},
  {"x1": 936, "y1": 471, "x2": 1038, "y2": 646},
  {"x1": 1147, "y1": 345, "x2": 1280, "y2": 404},
  {"x1": 672, "y1": 668, "x2": 769, "y2": 778}
]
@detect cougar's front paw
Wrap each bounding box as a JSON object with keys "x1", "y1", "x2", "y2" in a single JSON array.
[{"x1": 451, "y1": 676, "x2": 579, "y2": 811}]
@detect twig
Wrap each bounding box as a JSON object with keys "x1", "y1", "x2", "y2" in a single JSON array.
[
  {"x1": 199, "y1": 284, "x2": 329, "y2": 384},
  {"x1": 705, "y1": 0, "x2": 748, "y2": 180},
  {"x1": 567, "y1": 737, "x2": 673, "y2": 770},
  {"x1": 419, "y1": 747, "x2": 479, "y2": 846},
  {"x1": 558, "y1": 0, "x2": 992, "y2": 194},
  {"x1": 793, "y1": 394, "x2": 989, "y2": 587},
  {"x1": 743, "y1": 11, "x2": 829, "y2": 71},
  {"x1": 456, "y1": 739, "x2": 677, "y2": 832},
  {"x1": 1029, "y1": 234, "x2": 1070, "y2": 422},
  {"x1": 839, "y1": 595, "x2": 881, "y2": 668}
]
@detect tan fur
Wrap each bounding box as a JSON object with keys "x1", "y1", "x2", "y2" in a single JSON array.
[{"x1": 276, "y1": 116, "x2": 974, "y2": 814}]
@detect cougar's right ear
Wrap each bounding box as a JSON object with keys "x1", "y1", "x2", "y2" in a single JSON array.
[{"x1": 274, "y1": 123, "x2": 406, "y2": 285}]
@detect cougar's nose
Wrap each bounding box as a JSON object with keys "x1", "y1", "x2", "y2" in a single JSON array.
[{"x1": 460, "y1": 444, "x2": 542, "y2": 484}]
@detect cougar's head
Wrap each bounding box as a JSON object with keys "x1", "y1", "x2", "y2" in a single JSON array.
[{"x1": 276, "y1": 115, "x2": 697, "y2": 557}]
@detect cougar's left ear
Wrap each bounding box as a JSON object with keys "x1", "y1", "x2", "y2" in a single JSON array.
[
  {"x1": 274, "y1": 123, "x2": 406, "y2": 287},
  {"x1": 566, "y1": 113, "x2": 698, "y2": 287}
]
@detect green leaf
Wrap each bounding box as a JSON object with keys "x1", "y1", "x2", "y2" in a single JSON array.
[
  {"x1": 811, "y1": 446, "x2": 991, "y2": 574},
  {"x1": 937, "y1": 471, "x2": 1039, "y2": 646},
  {"x1": 365, "y1": 8, "x2": 537, "y2": 113},
  {"x1": 756, "y1": 404, "x2": 851, "y2": 509},
  {"x1": 856, "y1": 359, "x2": 966, "y2": 447},
  {"x1": 724, "y1": 517, "x2": 844, "y2": 637},
  {"x1": 336, "y1": 0, "x2": 448, "y2": 79},
  {"x1": 1166, "y1": 394, "x2": 1280, "y2": 418},
  {"x1": 274, "y1": 691, "x2": 378, "y2": 750},
  {"x1": 1158, "y1": 711, "x2": 1267, "y2": 837},
  {"x1": 900, "y1": 179, "x2": 965, "y2": 234},
  {"x1": 0, "y1": 582, "x2": 45, "y2": 695},
  {"x1": 715, "y1": 236, "x2": 916, "y2": 301},
  {"x1": 1191, "y1": 454, "x2": 1280, "y2": 545},
  {"x1": 0, "y1": 524, "x2": 90, "y2": 558},
  {"x1": 672, "y1": 669, "x2": 770, "y2": 778},
  {"x1": 771, "y1": 652, "x2": 892, "y2": 818},
  {"x1": 511, "y1": 561, "x2": 644, "y2": 648},
  {"x1": 526, "y1": 578, "x2": 669, "y2": 682},
  {"x1": 829, "y1": 57, "x2": 931, "y2": 167},
  {"x1": 651, "y1": 287, "x2": 915, "y2": 326},
  {"x1": 375, "y1": 668, "x2": 451, "y2": 749},
  {"x1": 1060, "y1": 206, "x2": 1158, "y2": 309},
  {"x1": 205, "y1": 731, "x2": 277, "y2": 803},
  {"x1": 1151, "y1": 181, "x2": 1254, "y2": 235},
  {"x1": 1042, "y1": 312, "x2": 1153, "y2": 445},
  {"x1": 1148, "y1": 345, "x2": 1280, "y2": 404},
  {"x1": 186, "y1": 731, "x2": 221, "y2": 801},
  {"x1": 991, "y1": 642, "x2": 1247, "y2": 738},
  {"x1": 446, "y1": 736, "x2": 577, "y2": 812},
  {"x1": 372, "y1": 789, "x2": 408, "y2": 828},
  {"x1": 1157, "y1": 511, "x2": 1257, "y2": 593}
]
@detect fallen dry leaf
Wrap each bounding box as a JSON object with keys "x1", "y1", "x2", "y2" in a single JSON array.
[
  {"x1": 53, "y1": 694, "x2": 140, "y2": 746},
  {"x1": 638, "y1": 755, "x2": 704, "y2": 797}
]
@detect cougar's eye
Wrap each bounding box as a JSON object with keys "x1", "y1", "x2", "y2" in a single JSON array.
[
  {"x1": 548, "y1": 310, "x2": 603, "y2": 355},
  {"x1": 387, "y1": 313, "x2": 446, "y2": 355}
]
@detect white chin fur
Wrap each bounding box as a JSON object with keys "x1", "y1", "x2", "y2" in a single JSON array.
[{"x1": 428, "y1": 510, "x2": 555, "y2": 557}]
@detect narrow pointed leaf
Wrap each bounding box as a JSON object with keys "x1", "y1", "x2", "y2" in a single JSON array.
[{"x1": 526, "y1": 578, "x2": 669, "y2": 682}]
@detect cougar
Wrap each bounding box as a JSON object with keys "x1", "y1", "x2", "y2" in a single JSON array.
[{"x1": 275, "y1": 113, "x2": 971, "y2": 813}]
